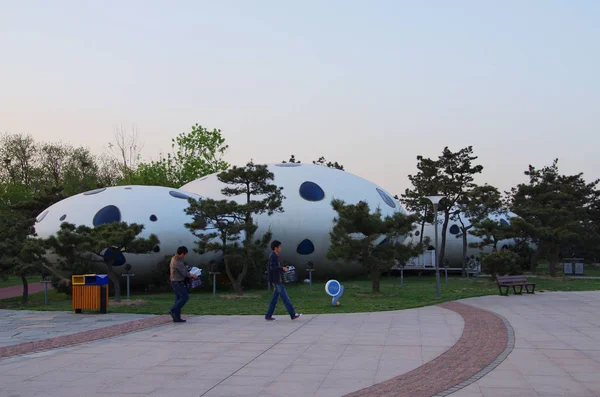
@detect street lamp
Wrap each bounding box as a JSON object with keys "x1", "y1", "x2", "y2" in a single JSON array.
[{"x1": 425, "y1": 195, "x2": 445, "y2": 298}]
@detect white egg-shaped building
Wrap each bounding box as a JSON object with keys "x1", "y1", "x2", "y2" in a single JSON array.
[
  {"x1": 180, "y1": 163, "x2": 406, "y2": 277},
  {"x1": 403, "y1": 210, "x2": 521, "y2": 266},
  {"x1": 34, "y1": 185, "x2": 220, "y2": 281}
]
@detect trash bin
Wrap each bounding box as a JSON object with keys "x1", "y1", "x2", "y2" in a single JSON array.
[{"x1": 72, "y1": 274, "x2": 109, "y2": 314}]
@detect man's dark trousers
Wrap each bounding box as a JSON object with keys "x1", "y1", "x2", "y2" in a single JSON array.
[
  {"x1": 265, "y1": 282, "x2": 296, "y2": 319},
  {"x1": 170, "y1": 281, "x2": 189, "y2": 320}
]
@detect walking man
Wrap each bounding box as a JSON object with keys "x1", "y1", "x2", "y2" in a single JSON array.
[
  {"x1": 265, "y1": 240, "x2": 302, "y2": 321},
  {"x1": 169, "y1": 246, "x2": 198, "y2": 323}
]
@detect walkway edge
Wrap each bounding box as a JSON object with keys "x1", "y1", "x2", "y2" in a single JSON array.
[
  {"x1": 433, "y1": 304, "x2": 515, "y2": 396},
  {"x1": 343, "y1": 301, "x2": 511, "y2": 397},
  {"x1": 0, "y1": 315, "x2": 172, "y2": 359}
]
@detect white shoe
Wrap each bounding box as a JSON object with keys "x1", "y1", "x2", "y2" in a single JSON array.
[{"x1": 292, "y1": 313, "x2": 303, "y2": 320}]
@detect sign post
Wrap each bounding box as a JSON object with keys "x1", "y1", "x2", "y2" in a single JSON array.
[{"x1": 121, "y1": 264, "x2": 134, "y2": 300}]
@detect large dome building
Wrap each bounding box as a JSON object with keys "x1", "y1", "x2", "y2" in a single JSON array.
[{"x1": 180, "y1": 163, "x2": 406, "y2": 277}]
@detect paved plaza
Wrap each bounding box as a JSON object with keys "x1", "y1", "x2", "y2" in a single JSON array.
[{"x1": 0, "y1": 292, "x2": 599, "y2": 396}]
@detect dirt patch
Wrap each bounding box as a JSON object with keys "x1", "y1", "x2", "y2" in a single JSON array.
[
  {"x1": 109, "y1": 299, "x2": 148, "y2": 307},
  {"x1": 218, "y1": 294, "x2": 261, "y2": 300}
]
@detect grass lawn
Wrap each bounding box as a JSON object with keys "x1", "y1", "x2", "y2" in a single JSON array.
[{"x1": 2, "y1": 275, "x2": 600, "y2": 316}]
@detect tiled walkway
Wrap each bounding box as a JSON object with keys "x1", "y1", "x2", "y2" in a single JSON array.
[
  {"x1": 448, "y1": 292, "x2": 600, "y2": 397},
  {"x1": 2, "y1": 292, "x2": 600, "y2": 396},
  {"x1": 0, "y1": 306, "x2": 464, "y2": 397}
]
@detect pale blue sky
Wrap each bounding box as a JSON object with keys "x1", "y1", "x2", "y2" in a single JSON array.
[{"x1": 1, "y1": 0, "x2": 598, "y2": 196}]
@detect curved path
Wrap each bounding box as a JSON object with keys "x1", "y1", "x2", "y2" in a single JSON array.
[{"x1": 344, "y1": 302, "x2": 512, "y2": 397}]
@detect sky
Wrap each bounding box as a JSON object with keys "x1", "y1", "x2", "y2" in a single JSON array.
[{"x1": 1, "y1": 0, "x2": 599, "y2": 197}]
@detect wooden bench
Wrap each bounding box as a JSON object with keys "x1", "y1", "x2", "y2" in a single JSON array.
[{"x1": 496, "y1": 275, "x2": 536, "y2": 296}]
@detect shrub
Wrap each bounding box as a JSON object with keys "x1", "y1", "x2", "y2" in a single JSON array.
[{"x1": 481, "y1": 250, "x2": 521, "y2": 280}]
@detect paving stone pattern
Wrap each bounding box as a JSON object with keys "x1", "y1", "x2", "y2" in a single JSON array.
[
  {"x1": 0, "y1": 311, "x2": 171, "y2": 358},
  {"x1": 0, "y1": 306, "x2": 464, "y2": 397},
  {"x1": 343, "y1": 302, "x2": 508, "y2": 397},
  {"x1": 448, "y1": 292, "x2": 600, "y2": 397}
]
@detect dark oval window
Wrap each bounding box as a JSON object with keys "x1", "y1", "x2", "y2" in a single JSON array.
[
  {"x1": 150, "y1": 214, "x2": 158, "y2": 222},
  {"x1": 376, "y1": 188, "x2": 396, "y2": 209},
  {"x1": 59, "y1": 214, "x2": 67, "y2": 221},
  {"x1": 93, "y1": 205, "x2": 121, "y2": 226},
  {"x1": 449, "y1": 224, "x2": 460, "y2": 235},
  {"x1": 153, "y1": 245, "x2": 160, "y2": 253},
  {"x1": 296, "y1": 239, "x2": 315, "y2": 255},
  {"x1": 276, "y1": 163, "x2": 301, "y2": 167},
  {"x1": 83, "y1": 188, "x2": 106, "y2": 195},
  {"x1": 299, "y1": 181, "x2": 325, "y2": 201},
  {"x1": 414, "y1": 230, "x2": 420, "y2": 237},
  {"x1": 169, "y1": 190, "x2": 190, "y2": 200},
  {"x1": 36, "y1": 211, "x2": 48, "y2": 223},
  {"x1": 103, "y1": 248, "x2": 126, "y2": 266},
  {"x1": 125, "y1": 187, "x2": 133, "y2": 190}
]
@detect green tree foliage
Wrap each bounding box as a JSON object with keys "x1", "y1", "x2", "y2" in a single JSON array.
[
  {"x1": 400, "y1": 155, "x2": 438, "y2": 244},
  {"x1": 282, "y1": 155, "x2": 345, "y2": 170},
  {"x1": 327, "y1": 199, "x2": 423, "y2": 293},
  {"x1": 409, "y1": 147, "x2": 483, "y2": 265},
  {"x1": 185, "y1": 161, "x2": 283, "y2": 295},
  {"x1": 128, "y1": 124, "x2": 229, "y2": 187},
  {"x1": 508, "y1": 159, "x2": 599, "y2": 276},
  {"x1": 480, "y1": 250, "x2": 521, "y2": 280},
  {"x1": 453, "y1": 184, "x2": 503, "y2": 275},
  {"x1": 42, "y1": 222, "x2": 159, "y2": 301},
  {"x1": 469, "y1": 218, "x2": 513, "y2": 252}
]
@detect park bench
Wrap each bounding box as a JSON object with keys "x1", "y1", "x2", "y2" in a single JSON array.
[{"x1": 496, "y1": 275, "x2": 536, "y2": 296}]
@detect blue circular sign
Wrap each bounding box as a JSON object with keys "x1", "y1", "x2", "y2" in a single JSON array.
[{"x1": 325, "y1": 280, "x2": 341, "y2": 297}]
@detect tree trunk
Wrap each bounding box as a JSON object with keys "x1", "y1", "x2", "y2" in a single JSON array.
[
  {"x1": 371, "y1": 266, "x2": 380, "y2": 294},
  {"x1": 224, "y1": 258, "x2": 244, "y2": 296},
  {"x1": 462, "y1": 232, "x2": 468, "y2": 277},
  {"x1": 21, "y1": 275, "x2": 28, "y2": 304},
  {"x1": 548, "y1": 246, "x2": 560, "y2": 277},
  {"x1": 419, "y1": 207, "x2": 427, "y2": 245},
  {"x1": 530, "y1": 244, "x2": 541, "y2": 274},
  {"x1": 439, "y1": 212, "x2": 450, "y2": 265},
  {"x1": 106, "y1": 266, "x2": 121, "y2": 302}
]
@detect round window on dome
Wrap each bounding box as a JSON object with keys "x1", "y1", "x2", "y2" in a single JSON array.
[
  {"x1": 376, "y1": 188, "x2": 396, "y2": 208},
  {"x1": 83, "y1": 188, "x2": 106, "y2": 195},
  {"x1": 103, "y1": 248, "x2": 126, "y2": 266},
  {"x1": 169, "y1": 191, "x2": 190, "y2": 199},
  {"x1": 449, "y1": 224, "x2": 460, "y2": 235},
  {"x1": 299, "y1": 181, "x2": 325, "y2": 201},
  {"x1": 93, "y1": 205, "x2": 121, "y2": 226},
  {"x1": 296, "y1": 239, "x2": 315, "y2": 255}
]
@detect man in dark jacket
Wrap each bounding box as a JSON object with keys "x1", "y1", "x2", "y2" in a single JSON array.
[{"x1": 265, "y1": 240, "x2": 302, "y2": 321}]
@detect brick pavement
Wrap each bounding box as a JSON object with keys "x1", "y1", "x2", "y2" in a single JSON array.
[
  {"x1": 343, "y1": 302, "x2": 510, "y2": 397},
  {"x1": 0, "y1": 315, "x2": 172, "y2": 358},
  {"x1": 0, "y1": 283, "x2": 50, "y2": 299}
]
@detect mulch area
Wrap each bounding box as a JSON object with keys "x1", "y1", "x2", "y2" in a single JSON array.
[
  {"x1": 0, "y1": 315, "x2": 172, "y2": 359},
  {"x1": 343, "y1": 302, "x2": 509, "y2": 397}
]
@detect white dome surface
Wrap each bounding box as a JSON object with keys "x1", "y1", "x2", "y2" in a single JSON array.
[
  {"x1": 34, "y1": 185, "x2": 219, "y2": 280},
  {"x1": 180, "y1": 163, "x2": 405, "y2": 275}
]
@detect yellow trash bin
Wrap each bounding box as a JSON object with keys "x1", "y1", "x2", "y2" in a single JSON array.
[{"x1": 72, "y1": 274, "x2": 109, "y2": 314}]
